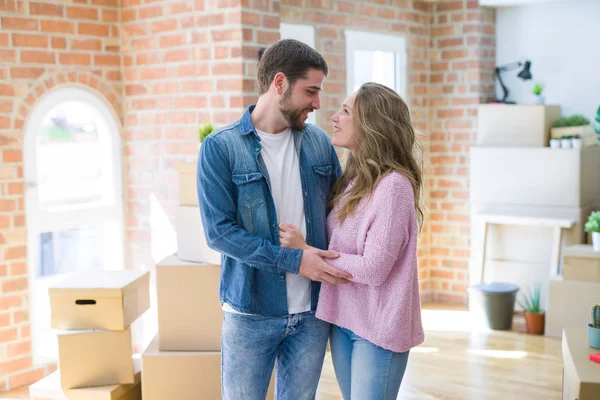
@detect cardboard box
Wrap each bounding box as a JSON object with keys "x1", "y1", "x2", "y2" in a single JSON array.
[
  {"x1": 50, "y1": 270, "x2": 150, "y2": 331},
  {"x1": 30, "y1": 359, "x2": 141, "y2": 400},
  {"x1": 470, "y1": 146, "x2": 600, "y2": 208},
  {"x1": 142, "y1": 337, "x2": 275, "y2": 400},
  {"x1": 157, "y1": 255, "x2": 222, "y2": 351},
  {"x1": 545, "y1": 277, "x2": 600, "y2": 337},
  {"x1": 563, "y1": 245, "x2": 600, "y2": 283},
  {"x1": 175, "y1": 206, "x2": 221, "y2": 265},
  {"x1": 178, "y1": 161, "x2": 198, "y2": 207},
  {"x1": 58, "y1": 329, "x2": 135, "y2": 389},
  {"x1": 562, "y1": 328, "x2": 600, "y2": 400},
  {"x1": 477, "y1": 104, "x2": 560, "y2": 147}
]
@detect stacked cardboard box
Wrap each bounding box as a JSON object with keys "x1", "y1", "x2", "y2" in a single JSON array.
[
  {"x1": 142, "y1": 255, "x2": 275, "y2": 399},
  {"x1": 30, "y1": 270, "x2": 150, "y2": 400},
  {"x1": 545, "y1": 245, "x2": 600, "y2": 337},
  {"x1": 176, "y1": 161, "x2": 220, "y2": 264}
]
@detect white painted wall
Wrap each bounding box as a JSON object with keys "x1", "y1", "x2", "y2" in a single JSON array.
[{"x1": 496, "y1": 0, "x2": 600, "y2": 119}]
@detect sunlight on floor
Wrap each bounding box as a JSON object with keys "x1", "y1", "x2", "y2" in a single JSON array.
[{"x1": 466, "y1": 349, "x2": 529, "y2": 359}]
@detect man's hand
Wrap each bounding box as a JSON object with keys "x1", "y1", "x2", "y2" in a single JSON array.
[{"x1": 298, "y1": 247, "x2": 352, "y2": 285}]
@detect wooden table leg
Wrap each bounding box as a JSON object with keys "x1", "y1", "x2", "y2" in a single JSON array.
[{"x1": 479, "y1": 221, "x2": 489, "y2": 283}]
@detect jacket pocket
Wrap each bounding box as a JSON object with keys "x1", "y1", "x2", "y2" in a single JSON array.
[
  {"x1": 232, "y1": 172, "x2": 265, "y2": 233},
  {"x1": 312, "y1": 164, "x2": 332, "y2": 200}
]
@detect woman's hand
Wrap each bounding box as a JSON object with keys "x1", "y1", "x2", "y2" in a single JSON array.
[{"x1": 279, "y1": 224, "x2": 309, "y2": 250}]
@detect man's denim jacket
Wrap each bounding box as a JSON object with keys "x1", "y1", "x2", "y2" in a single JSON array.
[{"x1": 197, "y1": 105, "x2": 342, "y2": 317}]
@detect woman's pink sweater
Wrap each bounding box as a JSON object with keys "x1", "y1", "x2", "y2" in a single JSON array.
[{"x1": 316, "y1": 172, "x2": 425, "y2": 353}]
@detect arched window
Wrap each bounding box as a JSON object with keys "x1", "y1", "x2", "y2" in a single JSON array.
[{"x1": 24, "y1": 87, "x2": 125, "y2": 362}]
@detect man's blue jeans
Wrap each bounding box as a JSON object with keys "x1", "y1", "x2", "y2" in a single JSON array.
[
  {"x1": 221, "y1": 311, "x2": 330, "y2": 400},
  {"x1": 330, "y1": 325, "x2": 410, "y2": 400}
]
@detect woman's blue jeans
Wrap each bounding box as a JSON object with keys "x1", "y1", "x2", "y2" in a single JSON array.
[{"x1": 330, "y1": 325, "x2": 410, "y2": 400}]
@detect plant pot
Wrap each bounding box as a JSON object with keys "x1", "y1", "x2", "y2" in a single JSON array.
[
  {"x1": 549, "y1": 139, "x2": 561, "y2": 149},
  {"x1": 561, "y1": 138, "x2": 572, "y2": 148},
  {"x1": 588, "y1": 324, "x2": 600, "y2": 349},
  {"x1": 593, "y1": 232, "x2": 600, "y2": 251},
  {"x1": 572, "y1": 138, "x2": 583, "y2": 149},
  {"x1": 524, "y1": 312, "x2": 545, "y2": 335},
  {"x1": 535, "y1": 95, "x2": 545, "y2": 105}
]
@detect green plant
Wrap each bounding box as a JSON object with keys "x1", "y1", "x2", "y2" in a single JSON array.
[
  {"x1": 595, "y1": 106, "x2": 600, "y2": 134},
  {"x1": 585, "y1": 211, "x2": 600, "y2": 233},
  {"x1": 199, "y1": 123, "x2": 216, "y2": 143},
  {"x1": 593, "y1": 304, "x2": 600, "y2": 328},
  {"x1": 532, "y1": 83, "x2": 543, "y2": 96},
  {"x1": 517, "y1": 283, "x2": 543, "y2": 314},
  {"x1": 552, "y1": 114, "x2": 591, "y2": 128}
]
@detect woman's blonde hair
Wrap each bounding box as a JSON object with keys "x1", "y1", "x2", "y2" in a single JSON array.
[{"x1": 330, "y1": 82, "x2": 425, "y2": 231}]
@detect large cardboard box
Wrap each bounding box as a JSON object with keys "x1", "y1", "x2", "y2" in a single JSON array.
[
  {"x1": 157, "y1": 255, "x2": 222, "y2": 351},
  {"x1": 142, "y1": 337, "x2": 275, "y2": 400},
  {"x1": 178, "y1": 161, "x2": 198, "y2": 207},
  {"x1": 175, "y1": 205, "x2": 221, "y2": 265},
  {"x1": 49, "y1": 270, "x2": 150, "y2": 331},
  {"x1": 477, "y1": 104, "x2": 560, "y2": 147},
  {"x1": 545, "y1": 277, "x2": 600, "y2": 337},
  {"x1": 563, "y1": 245, "x2": 600, "y2": 283},
  {"x1": 562, "y1": 328, "x2": 600, "y2": 400},
  {"x1": 470, "y1": 146, "x2": 600, "y2": 208},
  {"x1": 30, "y1": 359, "x2": 141, "y2": 400},
  {"x1": 58, "y1": 329, "x2": 135, "y2": 389}
]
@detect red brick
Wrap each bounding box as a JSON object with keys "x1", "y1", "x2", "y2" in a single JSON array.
[
  {"x1": 59, "y1": 54, "x2": 91, "y2": 66},
  {"x1": 7, "y1": 340, "x2": 31, "y2": 358},
  {"x1": 0, "y1": 327, "x2": 18, "y2": 343},
  {"x1": 9, "y1": 367, "x2": 45, "y2": 390},
  {"x1": 78, "y1": 22, "x2": 109, "y2": 37},
  {"x1": 1, "y1": 17, "x2": 38, "y2": 31},
  {"x1": 0, "y1": 50, "x2": 16, "y2": 63},
  {"x1": 0, "y1": 357, "x2": 32, "y2": 375},
  {"x1": 102, "y1": 9, "x2": 118, "y2": 22},
  {"x1": 139, "y1": 5, "x2": 162, "y2": 19},
  {"x1": 41, "y1": 20, "x2": 74, "y2": 34},
  {"x1": 51, "y1": 37, "x2": 67, "y2": 49},
  {"x1": 12, "y1": 34, "x2": 48, "y2": 48},
  {"x1": 95, "y1": 55, "x2": 120, "y2": 66},
  {"x1": 67, "y1": 6, "x2": 99, "y2": 20},
  {"x1": 21, "y1": 50, "x2": 55, "y2": 64},
  {"x1": 3, "y1": 246, "x2": 26, "y2": 261}
]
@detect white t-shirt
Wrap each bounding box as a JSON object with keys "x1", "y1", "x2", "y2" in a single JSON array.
[{"x1": 222, "y1": 127, "x2": 311, "y2": 315}]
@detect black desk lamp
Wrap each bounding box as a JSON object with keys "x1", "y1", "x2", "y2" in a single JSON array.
[{"x1": 495, "y1": 60, "x2": 532, "y2": 104}]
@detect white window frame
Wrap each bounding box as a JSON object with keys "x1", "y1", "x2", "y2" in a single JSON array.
[
  {"x1": 23, "y1": 87, "x2": 125, "y2": 364},
  {"x1": 344, "y1": 30, "x2": 408, "y2": 98},
  {"x1": 280, "y1": 23, "x2": 318, "y2": 126}
]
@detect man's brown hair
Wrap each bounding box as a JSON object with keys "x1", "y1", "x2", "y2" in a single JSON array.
[{"x1": 257, "y1": 39, "x2": 328, "y2": 95}]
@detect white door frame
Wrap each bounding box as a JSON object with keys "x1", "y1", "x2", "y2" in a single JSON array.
[{"x1": 23, "y1": 87, "x2": 125, "y2": 363}]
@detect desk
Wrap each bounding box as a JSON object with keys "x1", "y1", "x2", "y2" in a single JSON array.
[{"x1": 473, "y1": 210, "x2": 575, "y2": 283}]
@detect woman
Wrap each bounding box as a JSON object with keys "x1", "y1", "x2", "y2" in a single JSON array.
[{"x1": 279, "y1": 82, "x2": 425, "y2": 399}]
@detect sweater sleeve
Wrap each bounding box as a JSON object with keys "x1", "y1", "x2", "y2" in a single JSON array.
[{"x1": 325, "y1": 174, "x2": 415, "y2": 286}]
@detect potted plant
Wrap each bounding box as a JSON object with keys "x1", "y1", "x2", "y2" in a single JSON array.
[
  {"x1": 572, "y1": 134, "x2": 583, "y2": 149},
  {"x1": 584, "y1": 211, "x2": 600, "y2": 251},
  {"x1": 549, "y1": 137, "x2": 561, "y2": 149},
  {"x1": 198, "y1": 123, "x2": 216, "y2": 151},
  {"x1": 517, "y1": 283, "x2": 545, "y2": 335},
  {"x1": 532, "y1": 83, "x2": 544, "y2": 105},
  {"x1": 588, "y1": 304, "x2": 600, "y2": 349},
  {"x1": 561, "y1": 135, "x2": 572, "y2": 149},
  {"x1": 551, "y1": 114, "x2": 594, "y2": 141}
]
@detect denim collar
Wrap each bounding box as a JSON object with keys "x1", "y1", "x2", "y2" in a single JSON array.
[{"x1": 240, "y1": 105, "x2": 256, "y2": 136}]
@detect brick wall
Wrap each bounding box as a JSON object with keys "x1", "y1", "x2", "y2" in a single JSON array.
[
  {"x1": 0, "y1": 0, "x2": 497, "y2": 391},
  {"x1": 0, "y1": 0, "x2": 123, "y2": 391},
  {"x1": 428, "y1": 0, "x2": 496, "y2": 303}
]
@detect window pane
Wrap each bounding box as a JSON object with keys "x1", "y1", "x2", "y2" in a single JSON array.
[
  {"x1": 353, "y1": 50, "x2": 397, "y2": 92},
  {"x1": 37, "y1": 101, "x2": 112, "y2": 209},
  {"x1": 36, "y1": 222, "x2": 115, "y2": 277}
]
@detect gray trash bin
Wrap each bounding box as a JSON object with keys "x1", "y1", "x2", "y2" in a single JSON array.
[{"x1": 468, "y1": 282, "x2": 519, "y2": 330}]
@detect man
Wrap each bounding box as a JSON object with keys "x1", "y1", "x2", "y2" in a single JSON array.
[{"x1": 197, "y1": 39, "x2": 351, "y2": 400}]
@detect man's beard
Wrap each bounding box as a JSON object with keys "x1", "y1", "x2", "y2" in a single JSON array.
[{"x1": 279, "y1": 88, "x2": 312, "y2": 131}]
